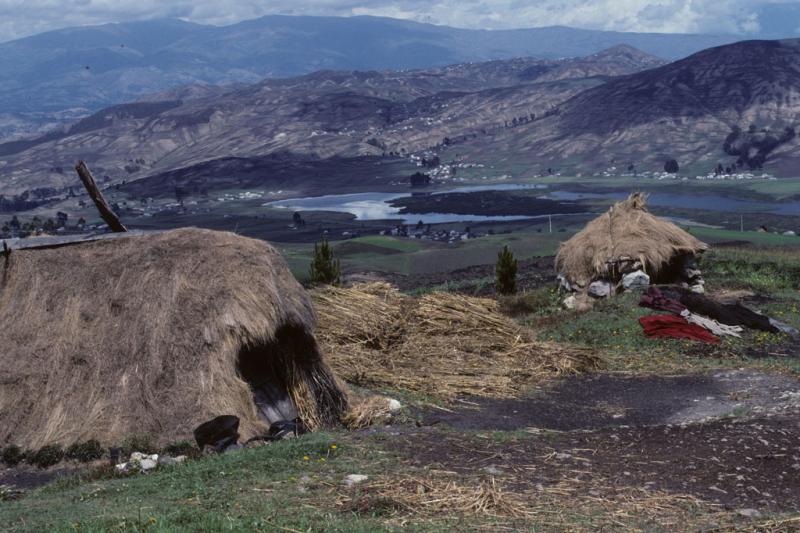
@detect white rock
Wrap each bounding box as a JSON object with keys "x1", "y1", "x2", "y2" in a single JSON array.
[
  {"x1": 386, "y1": 399, "x2": 402, "y2": 412},
  {"x1": 588, "y1": 280, "x2": 612, "y2": 298},
  {"x1": 690, "y1": 284, "x2": 705, "y2": 294},
  {"x1": 563, "y1": 295, "x2": 576, "y2": 309},
  {"x1": 129, "y1": 452, "x2": 146, "y2": 462},
  {"x1": 343, "y1": 474, "x2": 369, "y2": 487},
  {"x1": 115, "y1": 462, "x2": 129, "y2": 472},
  {"x1": 139, "y1": 459, "x2": 158, "y2": 471},
  {"x1": 621, "y1": 270, "x2": 650, "y2": 290}
]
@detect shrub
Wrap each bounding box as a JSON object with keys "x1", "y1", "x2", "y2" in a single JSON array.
[
  {"x1": 499, "y1": 287, "x2": 561, "y2": 317},
  {"x1": 28, "y1": 445, "x2": 64, "y2": 468},
  {"x1": 495, "y1": 245, "x2": 518, "y2": 295},
  {"x1": 664, "y1": 159, "x2": 679, "y2": 173},
  {"x1": 309, "y1": 237, "x2": 341, "y2": 285},
  {"x1": 1, "y1": 445, "x2": 25, "y2": 467},
  {"x1": 120, "y1": 433, "x2": 157, "y2": 456},
  {"x1": 65, "y1": 440, "x2": 104, "y2": 463},
  {"x1": 162, "y1": 440, "x2": 197, "y2": 457}
]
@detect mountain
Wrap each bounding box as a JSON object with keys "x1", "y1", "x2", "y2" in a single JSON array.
[
  {"x1": 0, "y1": 46, "x2": 665, "y2": 197},
  {"x1": 464, "y1": 39, "x2": 800, "y2": 176},
  {"x1": 0, "y1": 15, "x2": 738, "y2": 135}
]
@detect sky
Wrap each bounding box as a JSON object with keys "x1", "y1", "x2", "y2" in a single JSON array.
[{"x1": 0, "y1": 0, "x2": 798, "y2": 42}]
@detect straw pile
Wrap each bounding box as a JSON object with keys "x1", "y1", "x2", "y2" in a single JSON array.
[
  {"x1": 312, "y1": 283, "x2": 600, "y2": 399},
  {"x1": 555, "y1": 192, "x2": 708, "y2": 287}
]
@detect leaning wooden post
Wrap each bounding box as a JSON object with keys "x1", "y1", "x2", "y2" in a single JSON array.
[{"x1": 75, "y1": 160, "x2": 127, "y2": 232}]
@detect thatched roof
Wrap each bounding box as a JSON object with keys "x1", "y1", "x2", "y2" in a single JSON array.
[
  {"x1": 0, "y1": 228, "x2": 347, "y2": 449},
  {"x1": 555, "y1": 193, "x2": 708, "y2": 286}
]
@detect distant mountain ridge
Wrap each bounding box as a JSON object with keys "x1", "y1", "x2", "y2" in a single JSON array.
[
  {"x1": 476, "y1": 39, "x2": 800, "y2": 176},
  {"x1": 0, "y1": 15, "x2": 738, "y2": 126},
  {"x1": 0, "y1": 44, "x2": 666, "y2": 196}
]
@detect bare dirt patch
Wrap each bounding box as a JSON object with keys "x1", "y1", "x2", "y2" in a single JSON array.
[{"x1": 385, "y1": 370, "x2": 800, "y2": 513}]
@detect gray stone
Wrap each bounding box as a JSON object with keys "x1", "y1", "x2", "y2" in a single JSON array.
[
  {"x1": 621, "y1": 270, "x2": 650, "y2": 290},
  {"x1": 588, "y1": 280, "x2": 612, "y2": 298},
  {"x1": 737, "y1": 509, "x2": 762, "y2": 519}
]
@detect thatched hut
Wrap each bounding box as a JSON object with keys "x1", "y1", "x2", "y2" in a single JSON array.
[
  {"x1": 0, "y1": 228, "x2": 347, "y2": 449},
  {"x1": 555, "y1": 193, "x2": 708, "y2": 293}
]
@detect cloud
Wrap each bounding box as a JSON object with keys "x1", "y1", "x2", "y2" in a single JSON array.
[{"x1": 0, "y1": 0, "x2": 795, "y2": 42}]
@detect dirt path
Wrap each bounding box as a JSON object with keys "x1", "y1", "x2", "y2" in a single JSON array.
[
  {"x1": 421, "y1": 370, "x2": 800, "y2": 431},
  {"x1": 390, "y1": 370, "x2": 800, "y2": 513}
]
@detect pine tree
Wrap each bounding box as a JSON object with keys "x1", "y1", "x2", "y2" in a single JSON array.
[
  {"x1": 495, "y1": 245, "x2": 518, "y2": 295},
  {"x1": 309, "y1": 236, "x2": 341, "y2": 285}
]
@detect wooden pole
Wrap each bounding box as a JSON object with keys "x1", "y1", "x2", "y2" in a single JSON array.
[{"x1": 75, "y1": 161, "x2": 127, "y2": 233}]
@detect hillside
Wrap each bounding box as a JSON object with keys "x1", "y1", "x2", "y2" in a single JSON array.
[
  {"x1": 0, "y1": 46, "x2": 664, "y2": 196},
  {"x1": 448, "y1": 39, "x2": 800, "y2": 176},
  {"x1": 0, "y1": 15, "x2": 736, "y2": 138}
]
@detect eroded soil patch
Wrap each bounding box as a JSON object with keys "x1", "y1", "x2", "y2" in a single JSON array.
[
  {"x1": 388, "y1": 370, "x2": 800, "y2": 513},
  {"x1": 422, "y1": 370, "x2": 800, "y2": 431}
]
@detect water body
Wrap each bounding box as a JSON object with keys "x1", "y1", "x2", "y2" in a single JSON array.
[
  {"x1": 545, "y1": 191, "x2": 800, "y2": 216},
  {"x1": 266, "y1": 184, "x2": 800, "y2": 224},
  {"x1": 265, "y1": 184, "x2": 548, "y2": 224}
]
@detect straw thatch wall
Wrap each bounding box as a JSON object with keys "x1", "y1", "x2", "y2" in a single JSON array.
[
  {"x1": 0, "y1": 228, "x2": 347, "y2": 449},
  {"x1": 555, "y1": 193, "x2": 708, "y2": 287}
]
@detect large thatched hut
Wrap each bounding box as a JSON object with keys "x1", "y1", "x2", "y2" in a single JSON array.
[
  {"x1": 0, "y1": 228, "x2": 347, "y2": 449},
  {"x1": 555, "y1": 193, "x2": 708, "y2": 294}
]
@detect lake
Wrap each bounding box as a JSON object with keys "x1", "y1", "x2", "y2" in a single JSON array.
[{"x1": 265, "y1": 184, "x2": 800, "y2": 224}]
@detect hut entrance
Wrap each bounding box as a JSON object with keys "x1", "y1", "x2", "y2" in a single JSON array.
[{"x1": 237, "y1": 325, "x2": 307, "y2": 425}]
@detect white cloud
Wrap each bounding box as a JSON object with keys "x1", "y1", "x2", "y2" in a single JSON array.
[{"x1": 0, "y1": 0, "x2": 792, "y2": 42}]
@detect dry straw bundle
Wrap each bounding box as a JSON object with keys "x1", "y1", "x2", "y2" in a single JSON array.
[{"x1": 312, "y1": 283, "x2": 599, "y2": 400}]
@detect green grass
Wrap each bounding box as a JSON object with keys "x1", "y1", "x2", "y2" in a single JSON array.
[
  {"x1": 691, "y1": 226, "x2": 800, "y2": 247},
  {"x1": 531, "y1": 246, "x2": 800, "y2": 374},
  {"x1": 349, "y1": 235, "x2": 423, "y2": 253},
  {"x1": 0, "y1": 433, "x2": 406, "y2": 533}
]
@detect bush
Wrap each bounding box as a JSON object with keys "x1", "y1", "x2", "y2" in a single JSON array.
[
  {"x1": 664, "y1": 159, "x2": 679, "y2": 173},
  {"x1": 28, "y1": 445, "x2": 64, "y2": 468},
  {"x1": 495, "y1": 245, "x2": 518, "y2": 295},
  {"x1": 66, "y1": 440, "x2": 104, "y2": 463},
  {"x1": 162, "y1": 440, "x2": 197, "y2": 457},
  {"x1": 499, "y1": 287, "x2": 562, "y2": 317},
  {"x1": 309, "y1": 237, "x2": 341, "y2": 285},
  {"x1": 1, "y1": 445, "x2": 25, "y2": 466},
  {"x1": 120, "y1": 433, "x2": 157, "y2": 456}
]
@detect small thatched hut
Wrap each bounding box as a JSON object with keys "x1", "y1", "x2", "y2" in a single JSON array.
[
  {"x1": 0, "y1": 228, "x2": 347, "y2": 449},
  {"x1": 555, "y1": 193, "x2": 708, "y2": 292}
]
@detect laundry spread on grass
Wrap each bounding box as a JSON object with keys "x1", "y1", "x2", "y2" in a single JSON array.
[
  {"x1": 638, "y1": 286, "x2": 791, "y2": 342},
  {"x1": 639, "y1": 314, "x2": 721, "y2": 344}
]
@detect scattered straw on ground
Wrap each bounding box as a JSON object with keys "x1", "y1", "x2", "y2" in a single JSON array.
[
  {"x1": 342, "y1": 395, "x2": 395, "y2": 429},
  {"x1": 312, "y1": 283, "x2": 600, "y2": 400},
  {"x1": 340, "y1": 476, "x2": 532, "y2": 519}
]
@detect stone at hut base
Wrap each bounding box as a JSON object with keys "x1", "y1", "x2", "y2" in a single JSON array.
[{"x1": 588, "y1": 280, "x2": 612, "y2": 298}]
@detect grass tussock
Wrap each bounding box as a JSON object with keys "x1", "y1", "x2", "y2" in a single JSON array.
[{"x1": 313, "y1": 283, "x2": 600, "y2": 400}]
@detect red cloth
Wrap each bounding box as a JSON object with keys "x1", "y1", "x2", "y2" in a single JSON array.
[{"x1": 639, "y1": 314, "x2": 720, "y2": 344}]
